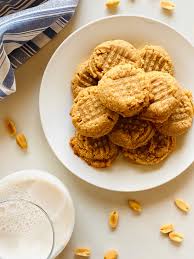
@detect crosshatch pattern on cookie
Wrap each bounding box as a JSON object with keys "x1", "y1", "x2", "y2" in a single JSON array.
[
  {"x1": 71, "y1": 86, "x2": 119, "y2": 138},
  {"x1": 139, "y1": 45, "x2": 174, "y2": 75},
  {"x1": 89, "y1": 40, "x2": 139, "y2": 79},
  {"x1": 109, "y1": 117, "x2": 155, "y2": 149},
  {"x1": 123, "y1": 132, "x2": 176, "y2": 165}
]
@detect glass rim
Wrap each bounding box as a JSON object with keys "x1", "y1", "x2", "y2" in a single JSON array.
[{"x1": 0, "y1": 198, "x2": 55, "y2": 259}]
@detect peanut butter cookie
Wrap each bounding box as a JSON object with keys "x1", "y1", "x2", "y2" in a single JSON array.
[
  {"x1": 156, "y1": 89, "x2": 194, "y2": 136},
  {"x1": 140, "y1": 71, "x2": 179, "y2": 123},
  {"x1": 70, "y1": 86, "x2": 119, "y2": 138},
  {"x1": 123, "y1": 132, "x2": 176, "y2": 165},
  {"x1": 70, "y1": 133, "x2": 119, "y2": 168},
  {"x1": 109, "y1": 117, "x2": 155, "y2": 149},
  {"x1": 97, "y1": 63, "x2": 150, "y2": 117},
  {"x1": 71, "y1": 60, "x2": 98, "y2": 98},
  {"x1": 89, "y1": 40, "x2": 139, "y2": 79},
  {"x1": 139, "y1": 45, "x2": 174, "y2": 75}
]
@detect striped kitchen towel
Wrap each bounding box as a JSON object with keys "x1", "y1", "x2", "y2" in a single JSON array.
[{"x1": 0, "y1": 0, "x2": 79, "y2": 99}]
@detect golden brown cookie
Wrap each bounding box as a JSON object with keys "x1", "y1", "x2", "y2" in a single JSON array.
[
  {"x1": 70, "y1": 86, "x2": 119, "y2": 138},
  {"x1": 156, "y1": 89, "x2": 194, "y2": 136},
  {"x1": 71, "y1": 60, "x2": 98, "y2": 98},
  {"x1": 138, "y1": 45, "x2": 174, "y2": 75},
  {"x1": 70, "y1": 133, "x2": 119, "y2": 168},
  {"x1": 187, "y1": 89, "x2": 194, "y2": 113},
  {"x1": 140, "y1": 71, "x2": 179, "y2": 123},
  {"x1": 123, "y1": 132, "x2": 176, "y2": 165},
  {"x1": 89, "y1": 40, "x2": 139, "y2": 79},
  {"x1": 97, "y1": 63, "x2": 150, "y2": 117},
  {"x1": 109, "y1": 117, "x2": 155, "y2": 149}
]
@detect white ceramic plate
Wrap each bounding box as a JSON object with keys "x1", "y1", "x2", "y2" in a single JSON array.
[{"x1": 39, "y1": 15, "x2": 194, "y2": 192}]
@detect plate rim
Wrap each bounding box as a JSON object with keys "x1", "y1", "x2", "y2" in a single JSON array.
[{"x1": 39, "y1": 14, "x2": 194, "y2": 192}]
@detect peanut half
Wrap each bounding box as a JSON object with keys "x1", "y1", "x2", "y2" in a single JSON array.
[
  {"x1": 74, "y1": 248, "x2": 91, "y2": 257},
  {"x1": 4, "y1": 118, "x2": 16, "y2": 136},
  {"x1": 104, "y1": 250, "x2": 118, "y2": 259},
  {"x1": 16, "y1": 133, "x2": 28, "y2": 150},
  {"x1": 160, "y1": 0, "x2": 175, "y2": 10},
  {"x1": 128, "y1": 200, "x2": 142, "y2": 213},
  {"x1": 160, "y1": 224, "x2": 174, "y2": 234},
  {"x1": 109, "y1": 211, "x2": 119, "y2": 229},
  {"x1": 106, "y1": 0, "x2": 120, "y2": 8},
  {"x1": 175, "y1": 199, "x2": 190, "y2": 213},
  {"x1": 169, "y1": 231, "x2": 184, "y2": 243}
]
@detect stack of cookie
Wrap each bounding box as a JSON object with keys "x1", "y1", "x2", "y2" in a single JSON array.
[{"x1": 70, "y1": 40, "x2": 194, "y2": 168}]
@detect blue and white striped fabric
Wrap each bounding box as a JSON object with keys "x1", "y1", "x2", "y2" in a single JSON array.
[{"x1": 0, "y1": 0, "x2": 79, "y2": 99}]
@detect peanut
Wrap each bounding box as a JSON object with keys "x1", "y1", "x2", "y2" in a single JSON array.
[
  {"x1": 104, "y1": 250, "x2": 118, "y2": 259},
  {"x1": 109, "y1": 211, "x2": 119, "y2": 229},
  {"x1": 74, "y1": 247, "x2": 91, "y2": 257},
  {"x1": 106, "y1": 0, "x2": 120, "y2": 8},
  {"x1": 160, "y1": 224, "x2": 174, "y2": 234},
  {"x1": 128, "y1": 200, "x2": 142, "y2": 213},
  {"x1": 160, "y1": 0, "x2": 175, "y2": 10},
  {"x1": 4, "y1": 118, "x2": 16, "y2": 136},
  {"x1": 175, "y1": 199, "x2": 190, "y2": 213},
  {"x1": 169, "y1": 231, "x2": 184, "y2": 243},
  {"x1": 16, "y1": 133, "x2": 28, "y2": 149}
]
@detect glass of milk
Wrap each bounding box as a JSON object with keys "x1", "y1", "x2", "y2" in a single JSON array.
[{"x1": 0, "y1": 199, "x2": 55, "y2": 259}]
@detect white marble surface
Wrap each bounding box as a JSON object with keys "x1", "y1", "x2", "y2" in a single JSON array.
[{"x1": 0, "y1": 0, "x2": 194, "y2": 258}]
